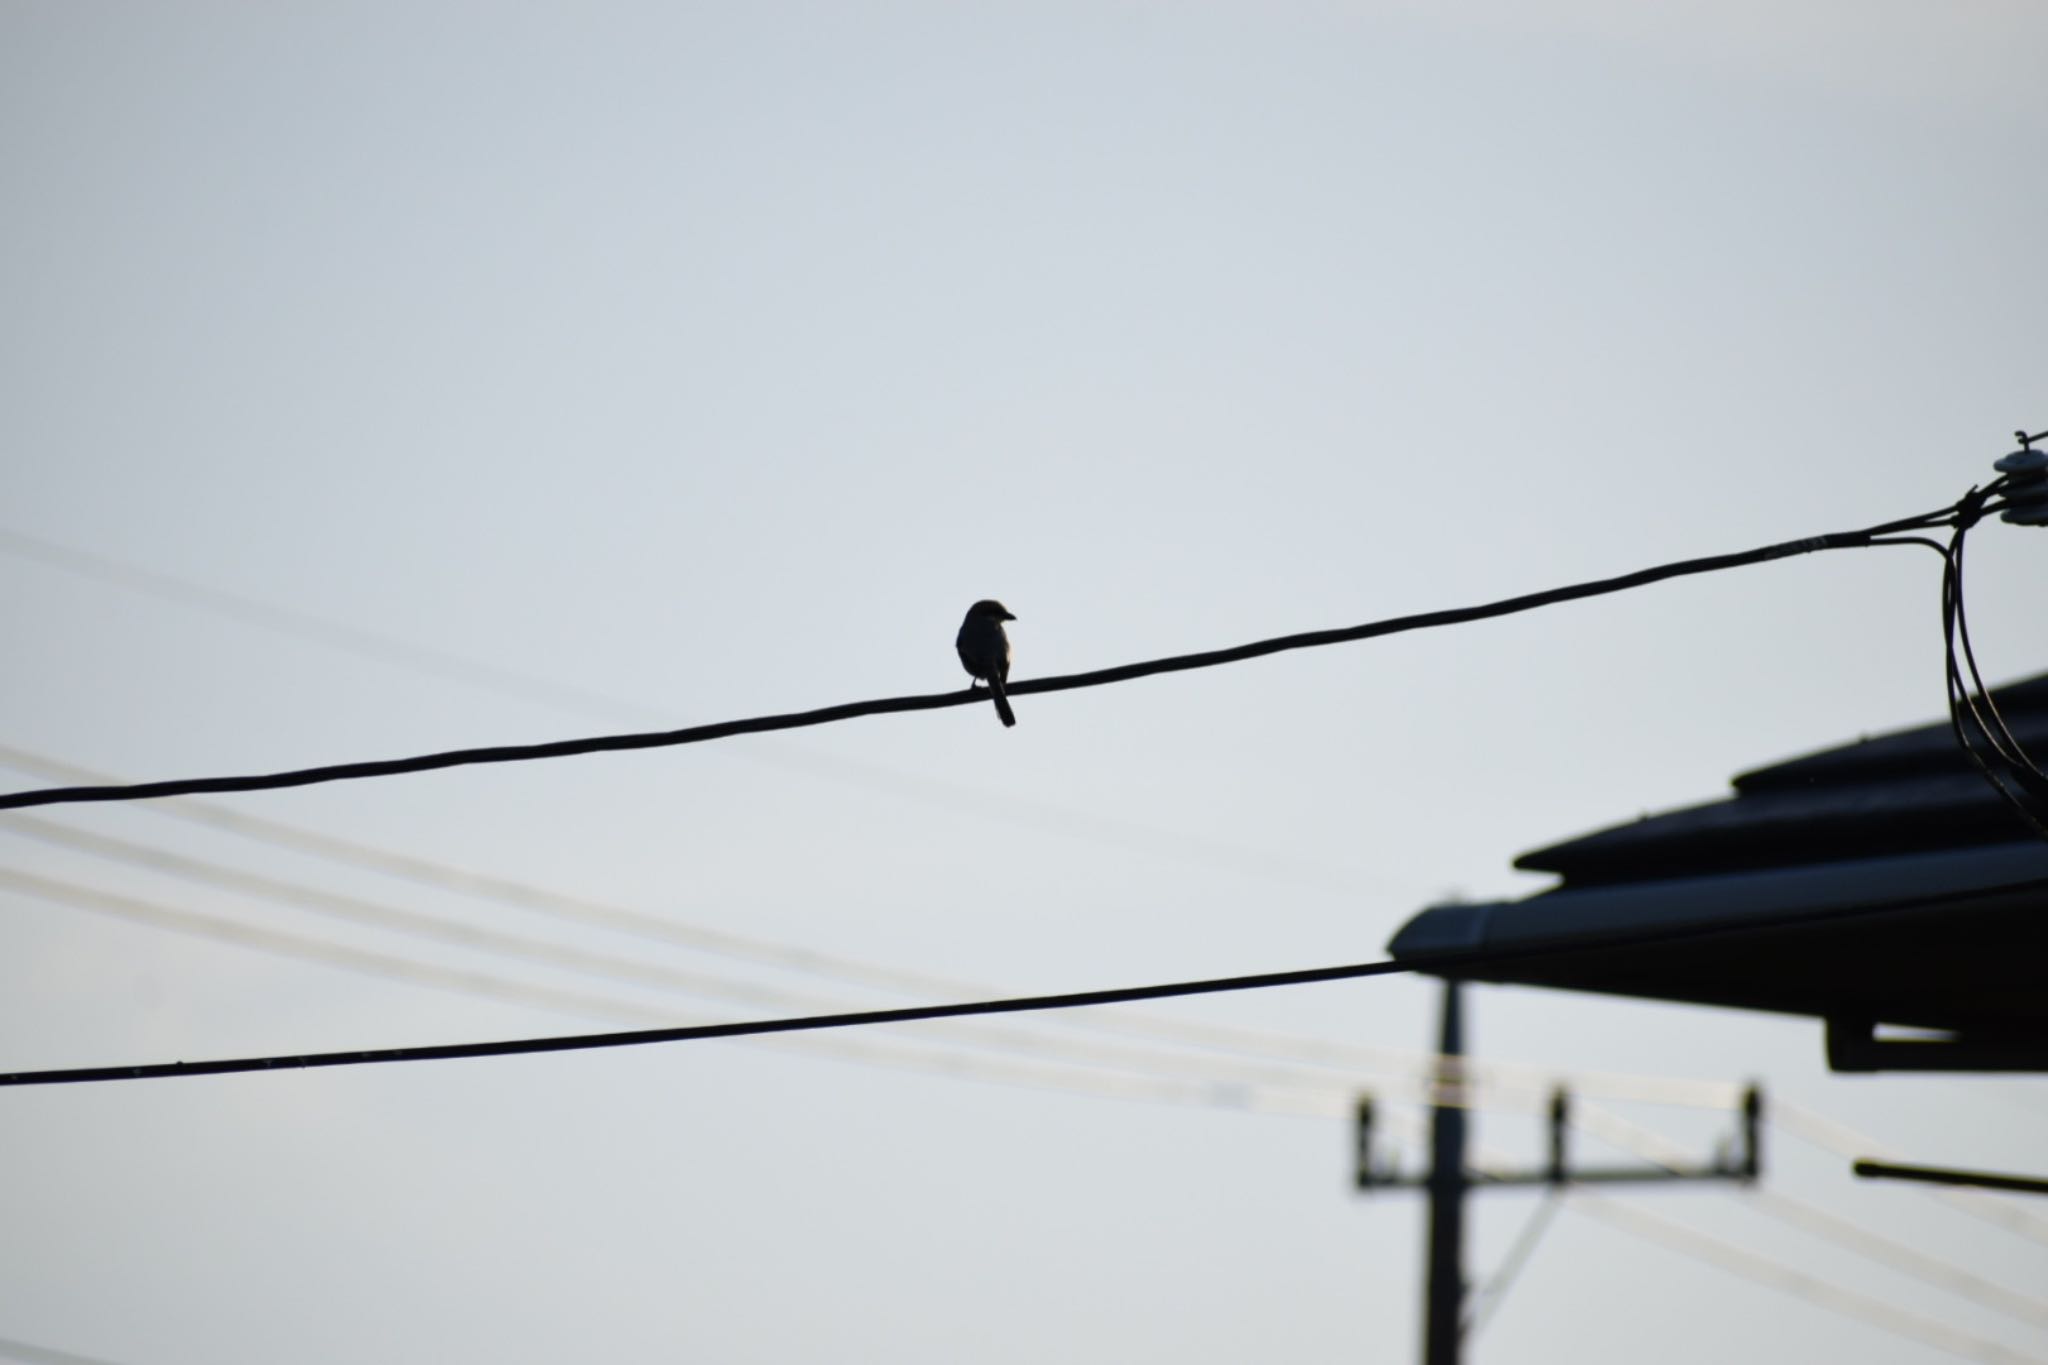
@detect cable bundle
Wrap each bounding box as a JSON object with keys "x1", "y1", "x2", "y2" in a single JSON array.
[{"x1": 1939, "y1": 431, "x2": 2048, "y2": 839}]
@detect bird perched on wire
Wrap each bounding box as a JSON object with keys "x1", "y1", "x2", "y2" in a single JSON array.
[{"x1": 956, "y1": 599, "x2": 1018, "y2": 728}]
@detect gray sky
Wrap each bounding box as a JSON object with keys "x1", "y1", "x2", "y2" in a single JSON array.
[{"x1": 2, "y1": 3, "x2": 2045, "y2": 1362}]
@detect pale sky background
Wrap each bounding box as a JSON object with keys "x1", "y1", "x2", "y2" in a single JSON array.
[{"x1": 3, "y1": 3, "x2": 2046, "y2": 1362}]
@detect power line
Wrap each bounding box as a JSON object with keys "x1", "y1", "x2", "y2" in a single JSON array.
[
  {"x1": 0, "y1": 746, "x2": 1747, "y2": 1108},
  {"x1": 0, "y1": 834, "x2": 1769, "y2": 1120},
  {"x1": 1370, "y1": 1104, "x2": 2042, "y2": 1365},
  {"x1": 1573, "y1": 1196, "x2": 2046, "y2": 1365},
  {"x1": 0, "y1": 527, "x2": 640, "y2": 719},
  {"x1": 1572, "y1": 1195, "x2": 2039, "y2": 1365},
  {"x1": 1940, "y1": 494, "x2": 2048, "y2": 839},
  {"x1": 1856, "y1": 1161, "x2": 2048, "y2": 1198},
  {"x1": 0, "y1": 534, "x2": 1404, "y2": 900},
  {"x1": 0, "y1": 494, "x2": 1987, "y2": 812},
  {"x1": 1570, "y1": 1101, "x2": 2048, "y2": 1331},
  {"x1": 32, "y1": 815, "x2": 2017, "y2": 1280},
  {"x1": 1774, "y1": 1102, "x2": 2048, "y2": 1249},
  {"x1": 1, "y1": 872, "x2": 2037, "y2": 1088},
  {"x1": 1460, "y1": 1187, "x2": 1564, "y2": 1339},
  {"x1": 0, "y1": 867, "x2": 1346, "y2": 1118},
  {"x1": 1367, "y1": 1084, "x2": 2048, "y2": 1316},
  {"x1": 11, "y1": 746, "x2": 2034, "y2": 1269},
  {"x1": 0, "y1": 867, "x2": 689, "y2": 1029},
  {"x1": 15, "y1": 858, "x2": 2037, "y2": 1347},
  {"x1": 0, "y1": 745, "x2": 995, "y2": 998},
  {"x1": 0, "y1": 816, "x2": 1378, "y2": 1102},
  {"x1": 0, "y1": 1334, "x2": 135, "y2": 1365}
]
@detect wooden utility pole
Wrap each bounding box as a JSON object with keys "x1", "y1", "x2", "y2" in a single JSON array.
[
  {"x1": 1356, "y1": 981, "x2": 1761, "y2": 1364},
  {"x1": 1423, "y1": 982, "x2": 1467, "y2": 1365}
]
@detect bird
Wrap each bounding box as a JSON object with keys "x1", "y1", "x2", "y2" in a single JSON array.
[{"x1": 956, "y1": 599, "x2": 1017, "y2": 728}]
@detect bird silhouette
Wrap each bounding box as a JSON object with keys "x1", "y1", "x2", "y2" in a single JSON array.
[{"x1": 955, "y1": 599, "x2": 1017, "y2": 728}]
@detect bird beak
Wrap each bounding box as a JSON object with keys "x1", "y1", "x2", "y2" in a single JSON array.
[{"x1": 1002, "y1": 610, "x2": 1018, "y2": 621}]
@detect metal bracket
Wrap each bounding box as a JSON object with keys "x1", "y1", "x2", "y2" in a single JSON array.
[
  {"x1": 1356, "y1": 1084, "x2": 1761, "y2": 1190},
  {"x1": 1854, "y1": 1159, "x2": 2048, "y2": 1197},
  {"x1": 1825, "y1": 1017, "x2": 2048, "y2": 1073}
]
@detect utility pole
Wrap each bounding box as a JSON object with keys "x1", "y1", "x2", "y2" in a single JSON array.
[
  {"x1": 1356, "y1": 980, "x2": 1762, "y2": 1364},
  {"x1": 1423, "y1": 981, "x2": 1466, "y2": 1365}
]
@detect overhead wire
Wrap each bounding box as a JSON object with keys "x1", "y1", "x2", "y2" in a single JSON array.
[
  {"x1": 1773, "y1": 1102, "x2": 2048, "y2": 1250},
  {"x1": 12, "y1": 897, "x2": 2020, "y2": 1365},
  {"x1": 6, "y1": 480, "x2": 2040, "y2": 1294},
  {"x1": 0, "y1": 866, "x2": 697, "y2": 1028},
  {"x1": 1571, "y1": 1196, "x2": 2046, "y2": 1365},
  {"x1": 2, "y1": 934, "x2": 2015, "y2": 1365},
  {"x1": 1360, "y1": 1080, "x2": 2048, "y2": 1253},
  {"x1": 0, "y1": 814, "x2": 1378, "y2": 1103},
  {"x1": 0, "y1": 529, "x2": 1406, "y2": 900},
  {"x1": 1937, "y1": 485, "x2": 2048, "y2": 839},
  {"x1": 0, "y1": 868, "x2": 1346, "y2": 1118},
  {"x1": 0, "y1": 1334, "x2": 135, "y2": 1365},
  {"x1": 32, "y1": 847, "x2": 2031, "y2": 1350},
  {"x1": 10, "y1": 748, "x2": 2039, "y2": 1286},
  {"x1": 29, "y1": 520, "x2": 2001, "y2": 1159},
  {"x1": 1568, "y1": 1101, "x2": 2048, "y2": 1331},
  {"x1": 0, "y1": 832, "x2": 1767, "y2": 1125},
  {"x1": 1460, "y1": 1187, "x2": 1564, "y2": 1340},
  {"x1": 0, "y1": 745, "x2": 1747, "y2": 1111},
  {"x1": 1365, "y1": 1105, "x2": 2041, "y2": 1365},
  {"x1": 14, "y1": 849, "x2": 2039, "y2": 1352},
  {"x1": 2, "y1": 870, "x2": 2040, "y2": 1088},
  {"x1": 0, "y1": 491, "x2": 1992, "y2": 812},
  {"x1": 17, "y1": 811, "x2": 1873, "y2": 1130},
  {"x1": 0, "y1": 815, "x2": 1443, "y2": 1117},
  {"x1": 4, "y1": 463, "x2": 2037, "y2": 1365},
  {"x1": 1361, "y1": 1085, "x2": 2048, "y2": 1334}
]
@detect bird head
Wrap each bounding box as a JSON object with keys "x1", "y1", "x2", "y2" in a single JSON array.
[{"x1": 968, "y1": 599, "x2": 1017, "y2": 622}]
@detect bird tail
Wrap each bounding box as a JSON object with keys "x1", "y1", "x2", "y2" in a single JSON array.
[{"x1": 990, "y1": 676, "x2": 1016, "y2": 728}]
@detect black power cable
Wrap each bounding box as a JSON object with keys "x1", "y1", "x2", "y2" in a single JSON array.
[
  {"x1": 0, "y1": 494, "x2": 1993, "y2": 812},
  {"x1": 1934, "y1": 470, "x2": 2048, "y2": 840},
  {"x1": 2, "y1": 872, "x2": 2039, "y2": 1088}
]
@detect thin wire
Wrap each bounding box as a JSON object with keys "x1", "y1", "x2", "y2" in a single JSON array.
[
  {"x1": 0, "y1": 816, "x2": 1376, "y2": 1100},
  {"x1": 1367, "y1": 1084, "x2": 2048, "y2": 1251},
  {"x1": 1366, "y1": 1088, "x2": 2048, "y2": 1328},
  {"x1": 1370, "y1": 1106, "x2": 2040, "y2": 1365},
  {"x1": 0, "y1": 1335, "x2": 135, "y2": 1365},
  {"x1": 0, "y1": 868, "x2": 694, "y2": 1027},
  {"x1": 0, "y1": 868, "x2": 1348, "y2": 1118},
  {"x1": 1, "y1": 871, "x2": 2038, "y2": 1088},
  {"x1": 4, "y1": 814, "x2": 1819, "y2": 1123},
  {"x1": 1838, "y1": 516, "x2": 2048, "y2": 841},
  {"x1": 1573, "y1": 1196, "x2": 2048, "y2": 1365},
  {"x1": 1947, "y1": 527, "x2": 2047, "y2": 793},
  {"x1": 0, "y1": 747, "x2": 1746, "y2": 1110},
  {"x1": 1947, "y1": 532, "x2": 2023, "y2": 767},
  {"x1": 0, "y1": 745, "x2": 993, "y2": 998},
  {"x1": 6, "y1": 782, "x2": 2028, "y2": 1286},
  {"x1": 10, "y1": 773, "x2": 2035, "y2": 1291},
  {"x1": 1939, "y1": 518, "x2": 2048, "y2": 840},
  {"x1": 0, "y1": 839, "x2": 1770, "y2": 1120},
  {"x1": 1773, "y1": 1103, "x2": 2048, "y2": 1249},
  {"x1": 0, "y1": 508, "x2": 1965, "y2": 811},
  {"x1": 1461, "y1": 1188, "x2": 1564, "y2": 1339},
  {"x1": 0, "y1": 529, "x2": 1401, "y2": 900},
  {"x1": 1571, "y1": 1103, "x2": 2048, "y2": 1331},
  {"x1": 0, "y1": 821, "x2": 1726, "y2": 1109},
  {"x1": 1856, "y1": 1161, "x2": 2048, "y2": 1197},
  {"x1": 1944, "y1": 484, "x2": 2039, "y2": 778}
]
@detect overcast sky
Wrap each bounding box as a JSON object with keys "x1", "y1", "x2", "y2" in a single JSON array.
[{"x1": 3, "y1": 3, "x2": 2046, "y2": 1363}]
